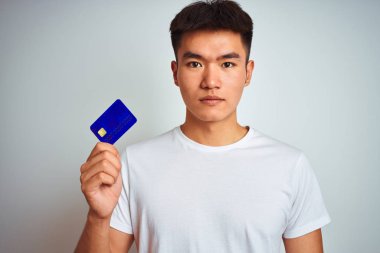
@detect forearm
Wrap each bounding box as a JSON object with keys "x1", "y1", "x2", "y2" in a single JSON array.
[{"x1": 74, "y1": 211, "x2": 112, "y2": 253}]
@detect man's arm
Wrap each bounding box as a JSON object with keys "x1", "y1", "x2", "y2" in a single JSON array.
[
  {"x1": 74, "y1": 143, "x2": 134, "y2": 253},
  {"x1": 283, "y1": 229, "x2": 324, "y2": 253},
  {"x1": 74, "y1": 212, "x2": 134, "y2": 253},
  {"x1": 110, "y1": 228, "x2": 134, "y2": 253}
]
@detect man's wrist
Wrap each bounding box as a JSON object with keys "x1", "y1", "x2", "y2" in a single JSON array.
[{"x1": 87, "y1": 210, "x2": 112, "y2": 227}]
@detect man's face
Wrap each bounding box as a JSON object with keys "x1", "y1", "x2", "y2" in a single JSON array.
[{"x1": 171, "y1": 29, "x2": 254, "y2": 124}]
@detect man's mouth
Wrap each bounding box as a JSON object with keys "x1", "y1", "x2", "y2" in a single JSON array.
[{"x1": 199, "y1": 95, "x2": 225, "y2": 105}]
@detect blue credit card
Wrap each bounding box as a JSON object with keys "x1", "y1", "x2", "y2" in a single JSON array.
[{"x1": 90, "y1": 99, "x2": 137, "y2": 144}]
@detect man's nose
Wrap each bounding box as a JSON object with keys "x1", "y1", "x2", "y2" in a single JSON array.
[{"x1": 200, "y1": 65, "x2": 221, "y2": 89}]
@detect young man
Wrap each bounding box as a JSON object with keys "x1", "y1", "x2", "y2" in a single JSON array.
[{"x1": 75, "y1": 1, "x2": 330, "y2": 252}]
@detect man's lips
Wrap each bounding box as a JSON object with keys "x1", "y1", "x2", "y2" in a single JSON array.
[{"x1": 199, "y1": 95, "x2": 225, "y2": 105}]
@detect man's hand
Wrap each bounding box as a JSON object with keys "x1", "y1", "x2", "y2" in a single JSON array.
[
  {"x1": 75, "y1": 143, "x2": 135, "y2": 253},
  {"x1": 80, "y1": 142, "x2": 122, "y2": 219}
]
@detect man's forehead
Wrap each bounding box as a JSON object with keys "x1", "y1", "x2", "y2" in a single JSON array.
[{"x1": 178, "y1": 30, "x2": 246, "y2": 60}]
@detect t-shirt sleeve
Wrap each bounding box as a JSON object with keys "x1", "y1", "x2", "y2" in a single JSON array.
[
  {"x1": 283, "y1": 153, "x2": 331, "y2": 238},
  {"x1": 110, "y1": 149, "x2": 134, "y2": 234}
]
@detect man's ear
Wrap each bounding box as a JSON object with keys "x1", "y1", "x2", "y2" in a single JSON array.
[
  {"x1": 171, "y1": 60, "x2": 179, "y2": 86},
  {"x1": 244, "y1": 60, "x2": 254, "y2": 86}
]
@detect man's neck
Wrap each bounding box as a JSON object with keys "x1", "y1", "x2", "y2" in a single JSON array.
[{"x1": 180, "y1": 112, "x2": 248, "y2": 147}]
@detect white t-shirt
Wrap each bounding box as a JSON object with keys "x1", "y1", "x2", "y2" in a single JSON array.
[{"x1": 111, "y1": 126, "x2": 331, "y2": 253}]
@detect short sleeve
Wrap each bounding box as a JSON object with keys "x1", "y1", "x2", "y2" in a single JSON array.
[
  {"x1": 110, "y1": 148, "x2": 133, "y2": 234},
  {"x1": 283, "y1": 153, "x2": 331, "y2": 238}
]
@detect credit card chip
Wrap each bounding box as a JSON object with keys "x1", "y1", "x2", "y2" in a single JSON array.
[{"x1": 98, "y1": 128, "x2": 107, "y2": 137}]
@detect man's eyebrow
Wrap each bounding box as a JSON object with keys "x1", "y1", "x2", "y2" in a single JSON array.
[
  {"x1": 217, "y1": 52, "x2": 241, "y2": 60},
  {"x1": 182, "y1": 51, "x2": 204, "y2": 60},
  {"x1": 181, "y1": 51, "x2": 241, "y2": 61}
]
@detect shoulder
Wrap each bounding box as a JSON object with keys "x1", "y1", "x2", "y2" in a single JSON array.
[
  {"x1": 252, "y1": 130, "x2": 319, "y2": 187},
  {"x1": 250, "y1": 128, "x2": 303, "y2": 161},
  {"x1": 123, "y1": 127, "x2": 177, "y2": 155},
  {"x1": 247, "y1": 128, "x2": 315, "y2": 180}
]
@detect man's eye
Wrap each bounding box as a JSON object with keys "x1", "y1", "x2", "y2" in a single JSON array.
[
  {"x1": 188, "y1": 62, "x2": 202, "y2": 68},
  {"x1": 222, "y1": 62, "x2": 235, "y2": 68}
]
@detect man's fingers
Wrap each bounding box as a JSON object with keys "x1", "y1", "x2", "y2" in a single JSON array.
[
  {"x1": 81, "y1": 172, "x2": 116, "y2": 193},
  {"x1": 79, "y1": 143, "x2": 122, "y2": 194},
  {"x1": 86, "y1": 142, "x2": 120, "y2": 162},
  {"x1": 80, "y1": 159, "x2": 119, "y2": 185},
  {"x1": 81, "y1": 150, "x2": 121, "y2": 173}
]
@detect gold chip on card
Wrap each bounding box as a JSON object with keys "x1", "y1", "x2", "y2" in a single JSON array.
[{"x1": 97, "y1": 127, "x2": 107, "y2": 137}]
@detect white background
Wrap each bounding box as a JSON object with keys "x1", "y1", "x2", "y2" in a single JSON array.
[{"x1": 0, "y1": 0, "x2": 379, "y2": 252}]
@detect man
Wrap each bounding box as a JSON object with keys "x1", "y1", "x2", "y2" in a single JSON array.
[{"x1": 75, "y1": 1, "x2": 331, "y2": 252}]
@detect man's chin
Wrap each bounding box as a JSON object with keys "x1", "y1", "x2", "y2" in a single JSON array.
[
  {"x1": 185, "y1": 108, "x2": 236, "y2": 124},
  {"x1": 193, "y1": 113, "x2": 232, "y2": 124}
]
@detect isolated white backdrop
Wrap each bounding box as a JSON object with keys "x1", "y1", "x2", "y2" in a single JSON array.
[{"x1": 0, "y1": 0, "x2": 379, "y2": 252}]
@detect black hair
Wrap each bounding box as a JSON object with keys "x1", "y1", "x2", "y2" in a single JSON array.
[{"x1": 170, "y1": 0, "x2": 253, "y2": 62}]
